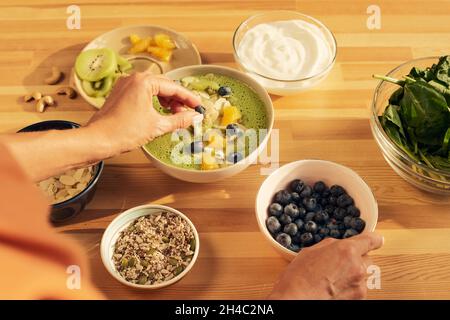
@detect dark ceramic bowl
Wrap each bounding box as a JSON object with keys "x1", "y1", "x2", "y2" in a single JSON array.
[{"x1": 17, "y1": 120, "x2": 104, "y2": 223}]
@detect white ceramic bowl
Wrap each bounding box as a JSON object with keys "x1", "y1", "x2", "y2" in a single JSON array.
[
  {"x1": 233, "y1": 11, "x2": 337, "y2": 96},
  {"x1": 101, "y1": 204, "x2": 200, "y2": 289},
  {"x1": 142, "y1": 64, "x2": 274, "y2": 183},
  {"x1": 255, "y1": 160, "x2": 378, "y2": 260}
]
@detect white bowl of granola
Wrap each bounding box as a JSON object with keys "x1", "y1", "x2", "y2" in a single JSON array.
[{"x1": 100, "y1": 204, "x2": 200, "y2": 289}]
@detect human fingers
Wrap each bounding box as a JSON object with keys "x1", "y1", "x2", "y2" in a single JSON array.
[{"x1": 143, "y1": 73, "x2": 200, "y2": 108}]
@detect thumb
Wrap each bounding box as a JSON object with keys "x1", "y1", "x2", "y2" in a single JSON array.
[{"x1": 163, "y1": 111, "x2": 203, "y2": 133}]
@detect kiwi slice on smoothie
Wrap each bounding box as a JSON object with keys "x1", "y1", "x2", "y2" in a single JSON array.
[{"x1": 75, "y1": 48, "x2": 117, "y2": 82}]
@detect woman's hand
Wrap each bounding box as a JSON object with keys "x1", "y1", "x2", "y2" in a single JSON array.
[
  {"x1": 268, "y1": 232, "x2": 383, "y2": 300},
  {"x1": 1, "y1": 72, "x2": 201, "y2": 182},
  {"x1": 87, "y1": 72, "x2": 202, "y2": 156}
]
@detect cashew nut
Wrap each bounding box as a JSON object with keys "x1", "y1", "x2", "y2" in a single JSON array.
[
  {"x1": 24, "y1": 91, "x2": 42, "y2": 103},
  {"x1": 36, "y1": 95, "x2": 55, "y2": 113},
  {"x1": 57, "y1": 87, "x2": 77, "y2": 99},
  {"x1": 44, "y1": 66, "x2": 63, "y2": 85}
]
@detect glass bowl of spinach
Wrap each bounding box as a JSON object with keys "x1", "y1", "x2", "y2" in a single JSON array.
[{"x1": 371, "y1": 56, "x2": 450, "y2": 194}]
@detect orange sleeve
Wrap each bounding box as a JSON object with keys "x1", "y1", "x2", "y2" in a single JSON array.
[{"x1": 0, "y1": 144, "x2": 103, "y2": 299}]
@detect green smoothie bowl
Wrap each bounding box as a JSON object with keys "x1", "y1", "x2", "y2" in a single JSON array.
[{"x1": 142, "y1": 65, "x2": 274, "y2": 183}]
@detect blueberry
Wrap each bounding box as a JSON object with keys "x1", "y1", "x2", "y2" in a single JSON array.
[
  {"x1": 303, "y1": 197, "x2": 317, "y2": 211},
  {"x1": 290, "y1": 192, "x2": 301, "y2": 204},
  {"x1": 311, "y1": 192, "x2": 321, "y2": 199},
  {"x1": 314, "y1": 234, "x2": 323, "y2": 243},
  {"x1": 333, "y1": 207, "x2": 347, "y2": 220},
  {"x1": 314, "y1": 211, "x2": 329, "y2": 224},
  {"x1": 327, "y1": 221, "x2": 338, "y2": 230},
  {"x1": 304, "y1": 221, "x2": 318, "y2": 233},
  {"x1": 347, "y1": 205, "x2": 360, "y2": 217},
  {"x1": 284, "y1": 203, "x2": 300, "y2": 219},
  {"x1": 266, "y1": 216, "x2": 281, "y2": 234},
  {"x1": 268, "y1": 203, "x2": 283, "y2": 217},
  {"x1": 297, "y1": 207, "x2": 306, "y2": 219},
  {"x1": 328, "y1": 196, "x2": 337, "y2": 206},
  {"x1": 283, "y1": 223, "x2": 298, "y2": 236},
  {"x1": 274, "y1": 190, "x2": 292, "y2": 206},
  {"x1": 194, "y1": 105, "x2": 206, "y2": 115},
  {"x1": 294, "y1": 219, "x2": 304, "y2": 231},
  {"x1": 300, "y1": 232, "x2": 313, "y2": 245},
  {"x1": 218, "y1": 86, "x2": 232, "y2": 96},
  {"x1": 319, "y1": 227, "x2": 330, "y2": 237},
  {"x1": 289, "y1": 243, "x2": 301, "y2": 252},
  {"x1": 329, "y1": 229, "x2": 341, "y2": 239},
  {"x1": 313, "y1": 181, "x2": 327, "y2": 194},
  {"x1": 279, "y1": 214, "x2": 292, "y2": 225},
  {"x1": 322, "y1": 190, "x2": 331, "y2": 198},
  {"x1": 343, "y1": 215, "x2": 353, "y2": 228},
  {"x1": 337, "y1": 222, "x2": 346, "y2": 232},
  {"x1": 290, "y1": 179, "x2": 305, "y2": 193},
  {"x1": 276, "y1": 233, "x2": 292, "y2": 248},
  {"x1": 330, "y1": 185, "x2": 346, "y2": 197},
  {"x1": 300, "y1": 185, "x2": 312, "y2": 198},
  {"x1": 190, "y1": 141, "x2": 203, "y2": 154},
  {"x1": 324, "y1": 205, "x2": 335, "y2": 215},
  {"x1": 343, "y1": 228, "x2": 358, "y2": 239},
  {"x1": 337, "y1": 194, "x2": 354, "y2": 208},
  {"x1": 350, "y1": 218, "x2": 366, "y2": 232},
  {"x1": 305, "y1": 211, "x2": 316, "y2": 222},
  {"x1": 292, "y1": 232, "x2": 302, "y2": 244},
  {"x1": 313, "y1": 204, "x2": 323, "y2": 212},
  {"x1": 227, "y1": 152, "x2": 243, "y2": 164},
  {"x1": 320, "y1": 197, "x2": 329, "y2": 206},
  {"x1": 225, "y1": 123, "x2": 242, "y2": 138}
]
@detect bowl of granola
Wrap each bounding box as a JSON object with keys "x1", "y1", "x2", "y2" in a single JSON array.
[{"x1": 100, "y1": 204, "x2": 200, "y2": 289}]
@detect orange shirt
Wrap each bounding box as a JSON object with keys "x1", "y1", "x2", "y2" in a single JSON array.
[{"x1": 0, "y1": 145, "x2": 102, "y2": 299}]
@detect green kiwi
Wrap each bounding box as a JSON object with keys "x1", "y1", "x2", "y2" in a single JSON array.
[
  {"x1": 75, "y1": 48, "x2": 117, "y2": 82},
  {"x1": 116, "y1": 53, "x2": 133, "y2": 73},
  {"x1": 82, "y1": 76, "x2": 114, "y2": 98}
]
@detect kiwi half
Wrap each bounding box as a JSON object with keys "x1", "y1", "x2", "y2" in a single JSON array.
[
  {"x1": 82, "y1": 76, "x2": 114, "y2": 98},
  {"x1": 75, "y1": 48, "x2": 117, "y2": 82}
]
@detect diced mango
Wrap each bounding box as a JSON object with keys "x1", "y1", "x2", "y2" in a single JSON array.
[
  {"x1": 154, "y1": 33, "x2": 176, "y2": 49},
  {"x1": 129, "y1": 34, "x2": 141, "y2": 45},
  {"x1": 207, "y1": 131, "x2": 225, "y2": 150},
  {"x1": 147, "y1": 46, "x2": 172, "y2": 62},
  {"x1": 220, "y1": 106, "x2": 241, "y2": 127},
  {"x1": 201, "y1": 152, "x2": 219, "y2": 170},
  {"x1": 128, "y1": 37, "x2": 152, "y2": 54}
]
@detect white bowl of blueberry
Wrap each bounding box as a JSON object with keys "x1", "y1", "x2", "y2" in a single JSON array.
[{"x1": 255, "y1": 160, "x2": 378, "y2": 260}]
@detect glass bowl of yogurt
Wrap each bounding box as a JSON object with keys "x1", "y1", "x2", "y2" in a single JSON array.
[{"x1": 233, "y1": 11, "x2": 337, "y2": 96}]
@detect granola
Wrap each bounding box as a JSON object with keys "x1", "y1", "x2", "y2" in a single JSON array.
[{"x1": 112, "y1": 211, "x2": 196, "y2": 285}]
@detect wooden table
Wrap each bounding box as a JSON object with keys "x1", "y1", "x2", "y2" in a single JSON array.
[{"x1": 2, "y1": 0, "x2": 450, "y2": 299}]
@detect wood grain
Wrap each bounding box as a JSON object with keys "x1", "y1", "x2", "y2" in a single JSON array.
[{"x1": 1, "y1": 0, "x2": 450, "y2": 299}]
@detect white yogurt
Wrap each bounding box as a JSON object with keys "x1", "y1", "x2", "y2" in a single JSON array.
[{"x1": 237, "y1": 19, "x2": 334, "y2": 85}]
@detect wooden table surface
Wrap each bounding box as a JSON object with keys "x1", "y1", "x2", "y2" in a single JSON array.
[{"x1": 2, "y1": 0, "x2": 450, "y2": 300}]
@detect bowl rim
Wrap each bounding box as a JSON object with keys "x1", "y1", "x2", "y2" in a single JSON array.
[
  {"x1": 141, "y1": 64, "x2": 275, "y2": 174},
  {"x1": 73, "y1": 24, "x2": 202, "y2": 109},
  {"x1": 232, "y1": 10, "x2": 338, "y2": 83},
  {"x1": 17, "y1": 120, "x2": 105, "y2": 208},
  {"x1": 100, "y1": 204, "x2": 200, "y2": 289},
  {"x1": 255, "y1": 159, "x2": 378, "y2": 257},
  {"x1": 371, "y1": 56, "x2": 450, "y2": 178}
]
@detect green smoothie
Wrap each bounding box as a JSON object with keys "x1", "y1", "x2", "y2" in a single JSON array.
[{"x1": 143, "y1": 73, "x2": 268, "y2": 170}]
